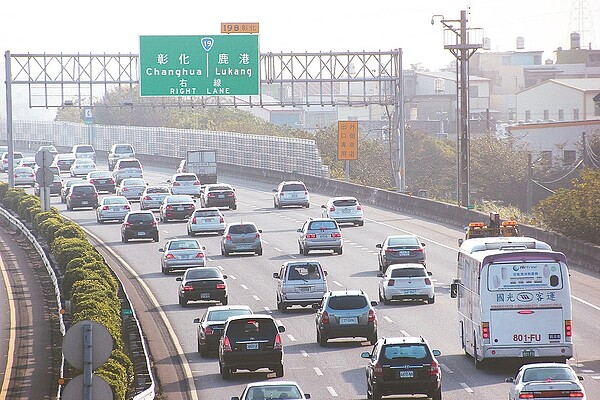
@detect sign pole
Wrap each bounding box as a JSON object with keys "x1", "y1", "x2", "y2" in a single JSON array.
[{"x1": 83, "y1": 323, "x2": 93, "y2": 400}]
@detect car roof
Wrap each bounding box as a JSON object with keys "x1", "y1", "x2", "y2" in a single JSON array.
[
  {"x1": 307, "y1": 217, "x2": 337, "y2": 222},
  {"x1": 329, "y1": 196, "x2": 358, "y2": 201},
  {"x1": 519, "y1": 363, "x2": 575, "y2": 371},
  {"x1": 71, "y1": 183, "x2": 95, "y2": 188},
  {"x1": 387, "y1": 263, "x2": 427, "y2": 271},
  {"x1": 280, "y1": 180, "x2": 305, "y2": 185},
  {"x1": 184, "y1": 266, "x2": 220, "y2": 274},
  {"x1": 386, "y1": 234, "x2": 418, "y2": 239},
  {"x1": 244, "y1": 381, "x2": 301, "y2": 388},
  {"x1": 228, "y1": 221, "x2": 257, "y2": 226},
  {"x1": 379, "y1": 336, "x2": 428, "y2": 345},
  {"x1": 225, "y1": 314, "x2": 274, "y2": 322},
  {"x1": 328, "y1": 289, "x2": 366, "y2": 297},
  {"x1": 206, "y1": 304, "x2": 252, "y2": 313}
]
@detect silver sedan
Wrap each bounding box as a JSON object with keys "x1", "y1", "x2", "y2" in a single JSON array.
[
  {"x1": 140, "y1": 185, "x2": 171, "y2": 210},
  {"x1": 116, "y1": 178, "x2": 147, "y2": 201},
  {"x1": 159, "y1": 238, "x2": 206, "y2": 274},
  {"x1": 13, "y1": 166, "x2": 35, "y2": 187},
  {"x1": 96, "y1": 195, "x2": 131, "y2": 223}
]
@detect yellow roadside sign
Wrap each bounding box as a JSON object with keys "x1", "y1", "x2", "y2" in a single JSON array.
[
  {"x1": 337, "y1": 121, "x2": 358, "y2": 160},
  {"x1": 221, "y1": 23, "x2": 260, "y2": 34}
]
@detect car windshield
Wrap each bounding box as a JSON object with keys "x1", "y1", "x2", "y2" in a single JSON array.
[
  {"x1": 228, "y1": 224, "x2": 257, "y2": 234},
  {"x1": 333, "y1": 198, "x2": 358, "y2": 207},
  {"x1": 124, "y1": 179, "x2": 145, "y2": 186},
  {"x1": 185, "y1": 268, "x2": 220, "y2": 280},
  {"x1": 522, "y1": 367, "x2": 577, "y2": 382},
  {"x1": 387, "y1": 236, "x2": 420, "y2": 246},
  {"x1": 175, "y1": 174, "x2": 197, "y2": 181},
  {"x1": 168, "y1": 240, "x2": 200, "y2": 250},
  {"x1": 308, "y1": 221, "x2": 337, "y2": 230},
  {"x1": 282, "y1": 183, "x2": 306, "y2": 191},
  {"x1": 383, "y1": 345, "x2": 429, "y2": 360},
  {"x1": 127, "y1": 213, "x2": 154, "y2": 223},
  {"x1": 207, "y1": 309, "x2": 252, "y2": 322},
  {"x1": 328, "y1": 295, "x2": 368, "y2": 310},
  {"x1": 147, "y1": 187, "x2": 169, "y2": 194},
  {"x1": 247, "y1": 386, "x2": 302, "y2": 399},
  {"x1": 390, "y1": 268, "x2": 427, "y2": 278},
  {"x1": 103, "y1": 197, "x2": 128, "y2": 205}
]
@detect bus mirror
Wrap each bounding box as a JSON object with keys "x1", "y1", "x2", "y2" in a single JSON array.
[{"x1": 450, "y1": 283, "x2": 458, "y2": 298}]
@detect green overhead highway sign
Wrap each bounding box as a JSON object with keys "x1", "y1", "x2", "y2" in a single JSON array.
[{"x1": 139, "y1": 35, "x2": 260, "y2": 97}]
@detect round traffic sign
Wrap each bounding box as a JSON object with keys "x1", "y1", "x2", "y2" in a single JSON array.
[
  {"x1": 62, "y1": 374, "x2": 113, "y2": 400},
  {"x1": 35, "y1": 149, "x2": 53, "y2": 168},
  {"x1": 62, "y1": 320, "x2": 113, "y2": 370},
  {"x1": 35, "y1": 167, "x2": 54, "y2": 186}
]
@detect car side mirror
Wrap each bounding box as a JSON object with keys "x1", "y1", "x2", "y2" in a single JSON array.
[
  {"x1": 432, "y1": 349, "x2": 441, "y2": 356},
  {"x1": 231, "y1": 397, "x2": 241, "y2": 400},
  {"x1": 304, "y1": 394, "x2": 311, "y2": 399},
  {"x1": 193, "y1": 318, "x2": 200, "y2": 324},
  {"x1": 297, "y1": 228, "x2": 302, "y2": 233},
  {"x1": 311, "y1": 303, "x2": 320, "y2": 311},
  {"x1": 427, "y1": 271, "x2": 433, "y2": 276},
  {"x1": 375, "y1": 243, "x2": 382, "y2": 248},
  {"x1": 360, "y1": 351, "x2": 371, "y2": 359},
  {"x1": 450, "y1": 282, "x2": 458, "y2": 298},
  {"x1": 578, "y1": 375, "x2": 584, "y2": 381},
  {"x1": 277, "y1": 325, "x2": 286, "y2": 333},
  {"x1": 321, "y1": 205, "x2": 326, "y2": 209},
  {"x1": 273, "y1": 272, "x2": 280, "y2": 279},
  {"x1": 167, "y1": 179, "x2": 171, "y2": 183},
  {"x1": 370, "y1": 301, "x2": 378, "y2": 306},
  {"x1": 505, "y1": 377, "x2": 514, "y2": 383},
  {"x1": 421, "y1": 242, "x2": 426, "y2": 247},
  {"x1": 272, "y1": 189, "x2": 277, "y2": 192},
  {"x1": 176, "y1": 277, "x2": 182, "y2": 281},
  {"x1": 323, "y1": 270, "x2": 328, "y2": 276},
  {"x1": 158, "y1": 248, "x2": 164, "y2": 252}
]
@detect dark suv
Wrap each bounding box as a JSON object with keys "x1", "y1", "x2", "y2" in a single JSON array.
[
  {"x1": 314, "y1": 289, "x2": 378, "y2": 346},
  {"x1": 218, "y1": 314, "x2": 285, "y2": 379},
  {"x1": 361, "y1": 336, "x2": 442, "y2": 400},
  {"x1": 200, "y1": 184, "x2": 237, "y2": 210},
  {"x1": 66, "y1": 183, "x2": 99, "y2": 210},
  {"x1": 121, "y1": 211, "x2": 159, "y2": 243}
]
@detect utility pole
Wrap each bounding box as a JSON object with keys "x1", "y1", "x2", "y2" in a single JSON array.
[{"x1": 433, "y1": 10, "x2": 482, "y2": 207}]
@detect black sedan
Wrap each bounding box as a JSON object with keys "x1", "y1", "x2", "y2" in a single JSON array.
[
  {"x1": 193, "y1": 305, "x2": 254, "y2": 357},
  {"x1": 176, "y1": 267, "x2": 228, "y2": 307},
  {"x1": 159, "y1": 194, "x2": 196, "y2": 222}
]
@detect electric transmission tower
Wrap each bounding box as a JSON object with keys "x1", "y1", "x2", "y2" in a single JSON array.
[{"x1": 569, "y1": 0, "x2": 596, "y2": 48}]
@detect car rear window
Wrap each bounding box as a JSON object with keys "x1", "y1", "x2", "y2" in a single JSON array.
[
  {"x1": 175, "y1": 174, "x2": 198, "y2": 181},
  {"x1": 104, "y1": 197, "x2": 127, "y2": 205},
  {"x1": 388, "y1": 236, "x2": 420, "y2": 246},
  {"x1": 115, "y1": 145, "x2": 133, "y2": 154},
  {"x1": 185, "y1": 268, "x2": 220, "y2": 280},
  {"x1": 90, "y1": 171, "x2": 112, "y2": 178},
  {"x1": 282, "y1": 183, "x2": 306, "y2": 192},
  {"x1": 147, "y1": 187, "x2": 169, "y2": 194},
  {"x1": 333, "y1": 199, "x2": 358, "y2": 207},
  {"x1": 127, "y1": 213, "x2": 154, "y2": 223},
  {"x1": 288, "y1": 264, "x2": 322, "y2": 280},
  {"x1": 72, "y1": 185, "x2": 95, "y2": 193},
  {"x1": 124, "y1": 179, "x2": 145, "y2": 186},
  {"x1": 328, "y1": 295, "x2": 368, "y2": 310},
  {"x1": 390, "y1": 268, "x2": 427, "y2": 278},
  {"x1": 226, "y1": 318, "x2": 277, "y2": 338},
  {"x1": 308, "y1": 221, "x2": 337, "y2": 230},
  {"x1": 118, "y1": 160, "x2": 141, "y2": 169},
  {"x1": 196, "y1": 210, "x2": 220, "y2": 217},
  {"x1": 207, "y1": 309, "x2": 252, "y2": 322},
  {"x1": 228, "y1": 224, "x2": 257, "y2": 234},
  {"x1": 167, "y1": 195, "x2": 193, "y2": 203},
  {"x1": 168, "y1": 240, "x2": 200, "y2": 250},
  {"x1": 208, "y1": 186, "x2": 232, "y2": 191},
  {"x1": 75, "y1": 145, "x2": 94, "y2": 153},
  {"x1": 383, "y1": 344, "x2": 429, "y2": 360}
]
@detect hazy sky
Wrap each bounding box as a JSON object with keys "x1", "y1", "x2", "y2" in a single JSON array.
[{"x1": 1, "y1": 0, "x2": 599, "y2": 71}]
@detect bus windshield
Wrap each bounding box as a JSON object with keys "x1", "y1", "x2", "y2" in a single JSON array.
[{"x1": 487, "y1": 262, "x2": 563, "y2": 291}]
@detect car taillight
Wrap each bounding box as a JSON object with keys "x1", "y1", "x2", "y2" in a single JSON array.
[
  {"x1": 205, "y1": 326, "x2": 214, "y2": 335},
  {"x1": 13, "y1": 174, "x2": 17, "y2": 178},
  {"x1": 274, "y1": 333, "x2": 283, "y2": 350},
  {"x1": 430, "y1": 359, "x2": 440, "y2": 375},
  {"x1": 331, "y1": 232, "x2": 342, "y2": 238},
  {"x1": 368, "y1": 309, "x2": 376, "y2": 323},
  {"x1": 565, "y1": 320, "x2": 572, "y2": 337},
  {"x1": 143, "y1": 196, "x2": 151, "y2": 200},
  {"x1": 190, "y1": 204, "x2": 195, "y2": 209},
  {"x1": 193, "y1": 181, "x2": 201, "y2": 186},
  {"x1": 518, "y1": 394, "x2": 534, "y2": 399},
  {"x1": 151, "y1": 220, "x2": 158, "y2": 227},
  {"x1": 215, "y1": 283, "x2": 226, "y2": 289},
  {"x1": 172, "y1": 182, "x2": 181, "y2": 186},
  {"x1": 191, "y1": 217, "x2": 197, "y2": 224},
  {"x1": 109, "y1": 178, "x2": 115, "y2": 183},
  {"x1": 414, "y1": 248, "x2": 424, "y2": 252},
  {"x1": 306, "y1": 233, "x2": 317, "y2": 239},
  {"x1": 227, "y1": 192, "x2": 235, "y2": 197},
  {"x1": 569, "y1": 391, "x2": 585, "y2": 398},
  {"x1": 425, "y1": 277, "x2": 432, "y2": 285},
  {"x1": 384, "y1": 249, "x2": 396, "y2": 253},
  {"x1": 357, "y1": 204, "x2": 362, "y2": 210},
  {"x1": 123, "y1": 222, "x2": 131, "y2": 228},
  {"x1": 102, "y1": 206, "x2": 109, "y2": 210},
  {"x1": 89, "y1": 179, "x2": 95, "y2": 183},
  {"x1": 182, "y1": 285, "x2": 194, "y2": 292},
  {"x1": 373, "y1": 362, "x2": 384, "y2": 378},
  {"x1": 255, "y1": 232, "x2": 261, "y2": 238},
  {"x1": 329, "y1": 206, "x2": 335, "y2": 211},
  {"x1": 122, "y1": 187, "x2": 128, "y2": 191},
  {"x1": 208, "y1": 193, "x2": 216, "y2": 197},
  {"x1": 225, "y1": 234, "x2": 232, "y2": 240},
  {"x1": 124, "y1": 205, "x2": 130, "y2": 210},
  {"x1": 195, "y1": 252, "x2": 204, "y2": 258},
  {"x1": 387, "y1": 279, "x2": 395, "y2": 286},
  {"x1": 222, "y1": 336, "x2": 232, "y2": 352},
  {"x1": 304, "y1": 190, "x2": 308, "y2": 195},
  {"x1": 165, "y1": 253, "x2": 176, "y2": 259},
  {"x1": 29, "y1": 173, "x2": 34, "y2": 177},
  {"x1": 321, "y1": 310, "x2": 329, "y2": 324},
  {"x1": 219, "y1": 216, "x2": 224, "y2": 223},
  {"x1": 166, "y1": 205, "x2": 173, "y2": 210},
  {"x1": 481, "y1": 322, "x2": 490, "y2": 339}
]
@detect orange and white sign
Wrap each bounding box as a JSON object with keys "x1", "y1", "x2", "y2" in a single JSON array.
[{"x1": 337, "y1": 121, "x2": 358, "y2": 160}]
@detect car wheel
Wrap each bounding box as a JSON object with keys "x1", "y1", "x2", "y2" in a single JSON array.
[
  {"x1": 96, "y1": 215, "x2": 102, "y2": 223},
  {"x1": 317, "y1": 330, "x2": 327, "y2": 347},
  {"x1": 221, "y1": 296, "x2": 228, "y2": 306},
  {"x1": 178, "y1": 296, "x2": 187, "y2": 307},
  {"x1": 431, "y1": 387, "x2": 442, "y2": 400},
  {"x1": 371, "y1": 383, "x2": 382, "y2": 400},
  {"x1": 221, "y1": 364, "x2": 231, "y2": 379},
  {"x1": 302, "y1": 245, "x2": 309, "y2": 256},
  {"x1": 199, "y1": 341, "x2": 208, "y2": 358},
  {"x1": 274, "y1": 364, "x2": 284, "y2": 378},
  {"x1": 427, "y1": 296, "x2": 435, "y2": 304},
  {"x1": 358, "y1": 220, "x2": 365, "y2": 226},
  {"x1": 161, "y1": 265, "x2": 168, "y2": 275},
  {"x1": 368, "y1": 331, "x2": 378, "y2": 345},
  {"x1": 378, "y1": 289, "x2": 384, "y2": 303},
  {"x1": 256, "y1": 247, "x2": 263, "y2": 256},
  {"x1": 280, "y1": 301, "x2": 287, "y2": 313},
  {"x1": 187, "y1": 227, "x2": 194, "y2": 236},
  {"x1": 66, "y1": 203, "x2": 72, "y2": 211},
  {"x1": 383, "y1": 292, "x2": 391, "y2": 306},
  {"x1": 153, "y1": 234, "x2": 159, "y2": 242},
  {"x1": 336, "y1": 247, "x2": 343, "y2": 255},
  {"x1": 121, "y1": 235, "x2": 128, "y2": 243},
  {"x1": 222, "y1": 247, "x2": 229, "y2": 257},
  {"x1": 231, "y1": 204, "x2": 237, "y2": 210}
]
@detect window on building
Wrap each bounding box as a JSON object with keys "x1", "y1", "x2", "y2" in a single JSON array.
[
  {"x1": 543, "y1": 110, "x2": 549, "y2": 120},
  {"x1": 558, "y1": 109, "x2": 564, "y2": 121},
  {"x1": 595, "y1": 102, "x2": 600, "y2": 117},
  {"x1": 563, "y1": 150, "x2": 577, "y2": 166},
  {"x1": 574, "y1": 108, "x2": 579, "y2": 120},
  {"x1": 525, "y1": 110, "x2": 531, "y2": 121}
]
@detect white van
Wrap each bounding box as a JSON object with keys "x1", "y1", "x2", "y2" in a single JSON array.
[
  {"x1": 108, "y1": 143, "x2": 135, "y2": 170},
  {"x1": 71, "y1": 144, "x2": 96, "y2": 162},
  {"x1": 273, "y1": 261, "x2": 328, "y2": 312}
]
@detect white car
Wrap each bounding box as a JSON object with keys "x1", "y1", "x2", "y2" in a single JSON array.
[
  {"x1": 140, "y1": 185, "x2": 171, "y2": 210},
  {"x1": 13, "y1": 166, "x2": 35, "y2": 187},
  {"x1": 321, "y1": 196, "x2": 364, "y2": 226},
  {"x1": 187, "y1": 207, "x2": 225, "y2": 236},
  {"x1": 506, "y1": 363, "x2": 586, "y2": 400},
  {"x1": 116, "y1": 178, "x2": 147, "y2": 201},
  {"x1": 70, "y1": 158, "x2": 97, "y2": 177},
  {"x1": 377, "y1": 263, "x2": 434, "y2": 305},
  {"x1": 231, "y1": 381, "x2": 311, "y2": 400},
  {"x1": 273, "y1": 181, "x2": 310, "y2": 208},
  {"x1": 168, "y1": 173, "x2": 202, "y2": 197},
  {"x1": 96, "y1": 195, "x2": 131, "y2": 223}
]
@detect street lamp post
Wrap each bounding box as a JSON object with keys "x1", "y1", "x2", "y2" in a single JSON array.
[{"x1": 432, "y1": 10, "x2": 483, "y2": 207}]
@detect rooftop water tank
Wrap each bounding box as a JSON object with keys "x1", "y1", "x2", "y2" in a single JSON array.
[
  {"x1": 570, "y1": 32, "x2": 581, "y2": 50},
  {"x1": 516, "y1": 36, "x2": 525, "y2": 50}
]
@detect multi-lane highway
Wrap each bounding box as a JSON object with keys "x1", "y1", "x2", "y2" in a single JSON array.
[{"x1": 10, "y1": 161, "x2": 600, "y2": 399}]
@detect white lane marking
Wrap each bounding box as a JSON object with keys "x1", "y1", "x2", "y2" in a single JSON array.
[
  {"x1": 326, "y1": 387, "x2": 338, "y2": 397},
  {"x1": 347, "y1": 242, "x2": 357, "y2": 245},
  {"x1": 300, "y1": 350, "x2": 308, "y2": 357},
  {"x1": 460, "y1": 382, "x2": 474, "y2": 393},
  {"x1": 333, "y1": 280, "x2": 343, "y2": 287},
  {"x1": 572, "y1": 295, "x2": 600, "y2": 312},
  {"x1": 581, "y1": 369, "x2": 595, "y2": 373},
  {"x1": 591, "y1": 376, "x2": 600, "y2": 380},
  {"x1": 262, "y1": 240, "x2": 270, "y2": 244},
  {"x1": 361, "y1": 248, "x2": 370, "y2": 251},
  {"x1": 252, "y1": 295, "x2": 261, "y2": 301},
  {"x1": 273, "y1": 247, "x2": 282, "y2": 252},
  {"x1": 314, "y1": 367, "x2": 323, "y2": 376},
  {"x1": 441, "y1": 363, "x2": 454, "y2": 373},
  {"x1": 276, "y1": 319, "x2": 283, "y2": 326},
  {"x1": 401, "y1": 330, "x2": 410, "y2": 336},
  {"x1": 263, "y1": 307, "x2": 272, "y2": 314},
  {"x1": 287, "y1": 334, "x2": 296, "y2": 342},
  {"x1": 0, "y1": 256, "x2": 16, "y2": 398},
  {"x1": 383, "y1": 316, "x2": 393, "y2": 323},
  {"x1": 215, "y1": 265, "x2": 223, "y2": 270},
  {"x1": 240, "y1": 284, "x2": 248, "y2": 290}
]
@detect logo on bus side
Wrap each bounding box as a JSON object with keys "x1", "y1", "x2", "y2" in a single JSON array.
[{"x1": 517, "y1": 292, "x2": 534, "y2": 302}]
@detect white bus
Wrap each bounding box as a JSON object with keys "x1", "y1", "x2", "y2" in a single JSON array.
[{"x1": 450, "y1": 237, "x2": 573, "y2": 368}]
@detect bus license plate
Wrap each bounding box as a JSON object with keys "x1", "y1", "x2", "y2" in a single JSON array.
[
  {"x1": 523, "y1": 350, "x2": 535, "y2": 357},
  {"x1": 398, "y1": 370, "x2": 414, "y2": 378},
  {"x1": 246, "y1": 343, "x2": 259, "y2": 350}
]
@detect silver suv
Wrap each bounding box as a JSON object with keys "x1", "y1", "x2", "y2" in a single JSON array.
[
  {"x1": 113, "y1": 158, "x2": 143, "y2": 184},
  {"x1": 297, "y1": 218, "x2": 343, "y2": 255},
  {"x1": 273, "y1": 261, "x2": 328, "y2": 313},
  {"x1": 108, "y1": 143, "x2": 135, "y2": 170},
  {"x1": 314, "y1": 289, "x2": 378, "y2": 346},
  {"x1": 273, "y1": 181, "x2": 310, "y2": 208},
  {"x1": 321, "y1": 196, "x2": 364, "y2": 226}
]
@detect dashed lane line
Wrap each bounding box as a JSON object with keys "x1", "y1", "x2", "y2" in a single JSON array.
[
  {"x1": 300, "y1": 350, "x2": 308, "y2": 357},
  {"x1": 441, "y1": 364, "x2": 454, "y2": 374},
  {"x1": 332, "y1": 280, "x2": 343, "y2": 287},
  {"x1": 314, "y1": 367, "x2": 323, "y2": 376},
  {"x1": 287, "y1": 334, "x2": 297, "y2": 342},
  {"x1": 459, "y1": 382, "x2": 474, "y2": 393},
  {"x1": 326, "y1": 387, "x2": 338, "y2": 397},
  {"x1": 383, "y1": 316, "x2": 393, "y2": 323},
  {"x1": 252, "y1": 295, "x2": 261, "y2": 301},
  {"x1": 240, "y1": 284, "x2": 248, "y2": 290}
]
